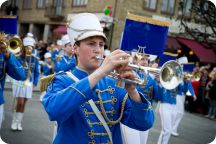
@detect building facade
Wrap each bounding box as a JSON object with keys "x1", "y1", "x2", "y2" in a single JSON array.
[{"x1": 1, "y1": 0, "x2": 215, "y2": 64}]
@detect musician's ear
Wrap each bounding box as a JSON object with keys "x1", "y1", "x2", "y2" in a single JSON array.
[{"x1": 73, "y1": 44, "x2": 79, "y2": 56}]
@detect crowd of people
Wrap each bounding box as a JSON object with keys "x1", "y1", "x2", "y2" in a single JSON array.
[{"x1": 0, "y1": 12, "x2": 215, "y2": 144}]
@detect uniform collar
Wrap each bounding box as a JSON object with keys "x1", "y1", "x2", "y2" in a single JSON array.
[{"x1": 73, "y1": 66, "x2": 89, "y2": 79}]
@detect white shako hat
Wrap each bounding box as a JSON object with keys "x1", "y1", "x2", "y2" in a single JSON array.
[
  {"x1": 23, "y1": 36, "x2": 35, "y2": 47},
  {"x1": 44, "y1": 52, "x2": 51, "y2": 59},
  {"x1": 67, "y1": 13, "x2": 106, "y2": 46},
  {"x1": 61, "y1": 34, "x2": 71, "y2": 46}
]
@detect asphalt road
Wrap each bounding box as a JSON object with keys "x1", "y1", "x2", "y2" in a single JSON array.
[{"x1": 0, "y1": 85, "x2": 215, "y2": 144}]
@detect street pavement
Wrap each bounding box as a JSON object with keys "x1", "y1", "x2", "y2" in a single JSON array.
[{"x1": 0, "y1": 82, "x2": 215, "y2": 144}]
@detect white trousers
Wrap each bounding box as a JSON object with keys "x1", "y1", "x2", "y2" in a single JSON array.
[
  {"x1": 0, "y1": 105, "x2": 4, "y2": 129},
  {"x1": 121, "y1": 124, "x2": 149, "y2": 144},
  {"x1": 157, "y1": 103, "x2": 176, "y2": 144},
  {"x1": 173, "y1": 95, "x2": 185, "y2": 133}
]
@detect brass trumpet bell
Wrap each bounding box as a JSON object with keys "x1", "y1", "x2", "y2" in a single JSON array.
[{"x1": 0, "y1": 33, "x2": 23, "y2": 56}]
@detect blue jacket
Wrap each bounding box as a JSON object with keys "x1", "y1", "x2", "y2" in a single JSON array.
[
  {"x1": 177, "y1": 80, "x2": 195, "y2": 96},
  {"x1": 157, "y1": 86, "x2": 178, "y2": 104},
  {"x1": 53, "y1": 55, "x2": 76, "y2": 73},
  {"x1": 0, "y1": 53, "x2": 26, "y2": 105},
  {"x1": 17, "y1": 56, "x2": 40, "y2": 86},
  {"x1": 137, "y1": 74, "x2": 159, "y2": 103},
  {"x1": 42, "y1": 67, "x2": 154, "y2": 144},
  {"x1": 42, "y1": 63, "x2": 53, "y2": 76}
]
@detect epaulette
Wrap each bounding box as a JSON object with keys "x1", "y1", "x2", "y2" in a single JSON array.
[
  {"x1": 40, "y1": 74, "x2": 55, "y2": 92},
  {"x1": 40, "y1": 71, "x2": 66, "y2": 92}
]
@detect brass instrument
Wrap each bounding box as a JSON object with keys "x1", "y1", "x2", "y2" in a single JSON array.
[
  {"x1": 0, "y1": 33, "x2": 23, "y2": 56},
  {"x1": 96, "y1": 56, "x2": 183, "y2": 90},
  {"x1": 23, "y1": 46, "x2": 33, "y2": 87}
]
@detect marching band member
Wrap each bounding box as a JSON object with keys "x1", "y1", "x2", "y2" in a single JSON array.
[
  {"x1": 11, "y1": 35, "x2": 40, "y2": 131},
  {"x1": 157, "y1": 52, "x2": 179, "y2": 144},
  {"x1": 42, "y1": 52, "x2": 54, "y2": 76},
  {"x1": 53, "y1": 34, "x2": 76, "y2": 72},
  {"x1": 121, "y1": 53, "x2": 159, "y2": 144},
  {"x1": 42, "y1": 13, "x2": 154, "y2": 144},
  {"x1": 172, "y1": 61, "x2": 196, "y2": 137},
  {"x1": 0, "y1": 33, "x2": 27, "y2": 129},
  {"x1": 40, "y1": 52, "x2": 54, "y2": 101},
  {"x1": 118, "y1": 13, "x2": 170, "y2": 144},
  {"x1": 51, "y1": 39, "x2": 63, "y2": 61},
  {"x1": 0, "y1": 16, "x2": 28, "y2": 130}
]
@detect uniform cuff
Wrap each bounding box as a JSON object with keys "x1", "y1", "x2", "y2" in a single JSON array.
[{"x1": 129, "y1": 92, "x2": 152, "y2": 110}]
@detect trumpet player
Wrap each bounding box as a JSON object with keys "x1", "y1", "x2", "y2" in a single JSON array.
[
  {"x1": 172, "y1": 71, "x2": 196, "y2": 137},
  {"x1": 121, "y1": 53, "x2": 160, "y2": 144},
  {"x1": 41, "y1": 13, "x2": 154, "y2": 144},
  {"x1": 11, "y1": 35, "x2": 40, "y2": 131},
  {"x1": 0, "y1": 33, "x2": 27, "y2": 129},
  {"x1": 53, "y1": 34, "x2": 76, "y2": 72}
]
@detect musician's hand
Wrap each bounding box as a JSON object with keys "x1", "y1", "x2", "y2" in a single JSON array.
[
  {"x1": 0, "y1": 42, "x2": 10, "y2": 59},
  {"x1": 119, "y1": 66, "x2": 142, "y2": 102},
  {"x1": 97, "y1": 49, "x2": 130, "y2": 77}
]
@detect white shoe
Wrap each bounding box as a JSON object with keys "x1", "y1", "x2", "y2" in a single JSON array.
[
  {"x1": 210, "y1": 116, "x2": 215, "y2": 119},
  {"x1": 171, "y1": 132, "x2": 179, "y2": 137},
  {"x1": 16, "y1": 112, "x2": 24, "y2": 131},
  {"x1": 17, "y1": 123, "x2": 23, "y2": 131},
  {"x1": 11, "y1": 121, "x2": 18, "y2": 131}
]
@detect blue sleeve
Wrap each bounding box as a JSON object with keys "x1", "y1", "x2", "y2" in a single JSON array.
[
  {"x1": 187, "y1": 81, "x2": 195, "y2": 96},
  {"x1": 152, "y1": 80, "x2": 159, "y2": 101},
  {"x1": 54, "y1": 58, "x2": 76, "y2": 72},
  {"x1": 51, "y1": 50, "x2": 58, "y2": 61},
  {"x1": 5, "y1": 53, "x2": 26, "y2": 81},
  {"x1": 33, "y1": 59, "x2": 40, "y2": 86},
  {"x1": 42, "y1": 74, "x2": 95, "y2": 122},
  {"x1": 120, "y1": 91, "x2": 154, "y2": 131}
]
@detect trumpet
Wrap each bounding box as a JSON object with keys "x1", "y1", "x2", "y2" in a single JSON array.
[
  {"x1": 0, "y1": 33, "x2": 23, "y2": 56},
  {"x1": 96, "y1": 56, "x2": 183, "y2": 90}
]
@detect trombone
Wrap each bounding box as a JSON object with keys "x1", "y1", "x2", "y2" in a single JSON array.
[
  {"x1": 0, "y1": 33, "x2": 23, "y2": 56},
  {"x1": 96, "y1": 56, "x2": 183, "y2": 90}
]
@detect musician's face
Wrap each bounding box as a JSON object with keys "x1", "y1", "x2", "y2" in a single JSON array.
[
  {"x1": 75, "y1": 36, "x2": 105, "y2": 73},
  {"x1": 138, "y1": 55, "x2": 149, "y2": 66},
  {"x1": 64, "y1": 43, "x2": 74, "y2": 56}
]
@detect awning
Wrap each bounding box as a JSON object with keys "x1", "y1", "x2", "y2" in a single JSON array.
[
  {"x1": 165, "y1": 36, "x2": 181, "y2": 50},
  {"x1": 177, "y1": 38, "x2": 216, "y2": 63},
  {"x1": 53, "y1": 25, "x2": 67, "y2": 35}
]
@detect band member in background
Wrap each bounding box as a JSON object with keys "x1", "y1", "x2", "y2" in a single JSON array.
[
  {"x1": 11, "y1": 35, "x2": 40, "y2": 131},
  {"x1": 42, "y1": 13, "x2": 154, "y2": 144},
  {"x1": 40, "y1": 52, "x2": 54, "y2": 101},
  {"x1": 172, "y1": 72, "x2": 196, "y2": 137},
  {"x1": 53, "y1": 34, "x2": 76, "y2": 73},
  {"x1": 0, "y1": 34, "x2": 27, "y2": 129},
  {"x1": 41, "y1": 52, "x2": 54, "y2": 76},
  {"x1": 121, "y1": 53, "x2": 159, "y2": 144}
]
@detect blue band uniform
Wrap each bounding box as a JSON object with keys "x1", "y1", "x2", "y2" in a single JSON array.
[{"x1": 42, "y1": 67, "x2": 154, "y2": 144}]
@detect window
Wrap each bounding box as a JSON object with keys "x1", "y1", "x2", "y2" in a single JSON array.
[
  {"x1": 161, "y1": 0, "x2": 175, "y2": 14},
  {"x1": 37, "y1": 0, "x2": 47, "y2": 9},
  {"x1": 72, "y1": 0, "x2": 88, "y2": 7},
  {"x1": 53, "y1": 0, "x2": 64, "y2": 7},
  {"x1": 23, "y1": 0, "x2": 32, "y2": 9},
  {"x1": 179, "y1": 0, "x2": 193, "y2": 17},
  {"x1": 144, "y1": 0, "x2": 157, "y2": 10}
]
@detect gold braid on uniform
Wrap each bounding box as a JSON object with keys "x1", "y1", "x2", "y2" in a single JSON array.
[{"x1": 96, "y1": 89, "x2": 128, "y2": 125}]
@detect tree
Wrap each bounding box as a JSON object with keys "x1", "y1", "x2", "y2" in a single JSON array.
[{"x1": 178, "y1": 0, "x2": 216, "y2": 44}]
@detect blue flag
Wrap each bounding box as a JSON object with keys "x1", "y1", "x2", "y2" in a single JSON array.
[
  {"x1": 121, "y1": 13, "x2": 170, "y2": 56},
  {"x1": 0, "y1": 16, "x2": 17, "y2": 34}
]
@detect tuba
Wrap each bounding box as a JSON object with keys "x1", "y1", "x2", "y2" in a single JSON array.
[
  {"x1": 96, "y1": 56, "x2": 183, "y2": 90},
  {"x1": 0, "y1": 33, "x2": 23, "y2": 56}
]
